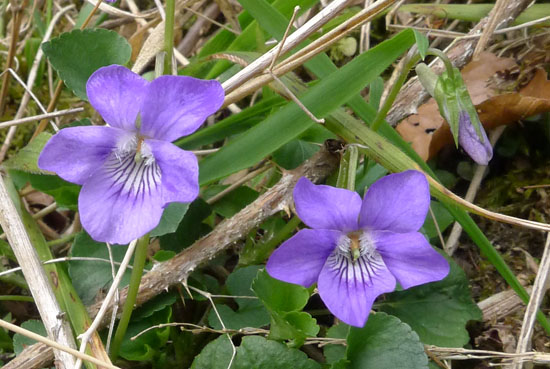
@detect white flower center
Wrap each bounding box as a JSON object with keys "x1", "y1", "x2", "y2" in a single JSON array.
[
  {"x1": 326, "y1": 231, "x2": 386, "y2": 285},
  {"x1": 105, "y1": 134, "x2": 161, "y2": 195}
]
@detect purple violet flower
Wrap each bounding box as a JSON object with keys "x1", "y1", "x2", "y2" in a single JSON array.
[
  {"x1": 266, "y1": 170, "x2": 450, "y2": 327},
  {"x1": 458, "y1": 111, "x2": 493, "y2": 166},
  {"x1": 38, "y1": 65, "x2": 224, "y2": 244}
]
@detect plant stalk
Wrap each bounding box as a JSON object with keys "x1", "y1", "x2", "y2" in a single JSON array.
[
  {"x1": 110, "y1": 234, "x2": 150, "y2": 361},
  {"x1": 164, "y1": 0, "x2": 175, "y2": 75}
]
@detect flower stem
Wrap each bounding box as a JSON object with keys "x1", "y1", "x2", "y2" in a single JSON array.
[
  {"x1": 370, "y1": 53, "x2": 421, "y2": 132},
  {"x1": 370, "y1": 47, "x2": 455, "y2": 132},
  {"x1": 425, "y1": 48, "x2": 455, "y2": 79},
  {"x1": 336, "y1": 145, "x2": 359, "y2": 191},
  {"x1": 163, "y1": 0, "x2": 176, "y2": 75},
  {"x1": 109, "y1": 234, "x2": 149, "y2": 361}
]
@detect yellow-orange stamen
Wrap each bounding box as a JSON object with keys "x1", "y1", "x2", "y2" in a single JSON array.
[
  {"x1": 134, "y1": 135, "x2": 145, "y2": 162},
  {"x1": 348, "y1": 232, "x2": 361, "y2": 262}
]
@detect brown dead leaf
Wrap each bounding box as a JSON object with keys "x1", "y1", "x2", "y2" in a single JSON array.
[
  {"x1": 477, "y1": 68, "x2": 550, "y2": 128},
  {"x1": 397, "y1": 52, "x2": 516, "y2": 160}
]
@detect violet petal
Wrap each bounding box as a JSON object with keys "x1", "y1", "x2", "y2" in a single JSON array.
[
  {"x1": 458, "y1": 111, "x2": 493, "y2": 165},
  {"x1": 79, "y1": 152, "x2": 164, "y2": 244},
  {"x1": 146, "y1": 139, "x2": 199, "y2": 205},
  {"x1": 266, "y1": 229, "x2": 341, "y2": 287},
  {"x1": 318, "y1": 250, "x2": 396, "y2": 327},
  {"x1": 359, "y1": 170, "x2": 429, "y2": 233},
  {"x1": 139, "y1": 76, "x2": 224, "y2": 142},
  {"x1": 293, "y1": 177, "x2": 361, "y2": 232},
  {"x1": 38, "y1": 126, "x2": 123, "y2": 185},
  {"x1": 372, "y1": 230, "x2": 449, "y2": 289},
  {"x1": 86, "y1": 65, "x2": 148, "y2": 131}
]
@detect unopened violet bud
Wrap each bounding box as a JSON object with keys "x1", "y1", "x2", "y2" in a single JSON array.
[
  {"x1": 458, "y1": 111, "x2": 493, "y2": 166},
  {"x1": 415, "y1": 63, "x2": 437, "y2": 97}
]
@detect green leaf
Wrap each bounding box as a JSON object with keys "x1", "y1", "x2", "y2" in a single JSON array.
[
  {"x1": 119, "y1": 306, "x2": 172, "y2": 361},
  {"x1": 421, "y1": 201, "x2": 454, "y2": 240},
  {"x1": 252, "y1": 270, "x2": 318, "y2": 346},
  {"x1": 323, "y1": 324, "x2": 349, "y2": 365},
  {"x1": 13, "y1": 320, "x2": 46, "y2": 355},
  {"x1": 42, "y1": 29, "x2": 131, "y2": 100},
  {"x1": 198, "y1": 30, "x2": 415, "y2": 185},
  {"x1": 272, "y1": 139, "x2": 320, "y2": 170},
  {"x1": 234, "y1": 336, "x2": 320, "y2": 369},
  {"x1": 3, "y1": 133, "x2": 51, "y2": 174},
  {"x1": 413, "y1": 29, "x2": 429, "y2": 59},
  {"x1": 9, "y1": 170, "x2": 80, "y2": 210},
  {"x1": 177, "y1": 96, "x2": 286, "y2": 150},
  {"x1": 159, "y1": 198, "x2": 212, "y2": 253},
  {"x1": 191, "y1": 335, "x2": 234, "y2": 369},
  {"x1": 269, "y1": 310, "x2": 319, "y2": 344},
  {"x1": 252, "y1": 269, "x2": 309, "y2": 312},
  {"x1": 150, "y1": 202, "x2": 190, "y2": 237},
  {"x1": 346, "y1": 313, "x2": 428, "y2": 369},
  {"x1": 192, "y1": 335, "x2": 321, "y2": 369},
  {"x1": 204, "y1": 185, "x2": 259, "y2": 218},
  {"x1": 132, "y1": 293, "x2": 178, "y2": 320},
  {"x1": 69, "y1": 232, "x2": 132, "y2": 305},
  {"x1": 378, "y1": 257, "x2": 481, "y2": 347},
  {"x1": 208, "y1": 265, "x2": 270, "y2": 330}
]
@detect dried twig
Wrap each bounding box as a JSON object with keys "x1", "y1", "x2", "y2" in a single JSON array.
[{"x1": 0, "y1": 108, "x2": 84, "y2": 129}]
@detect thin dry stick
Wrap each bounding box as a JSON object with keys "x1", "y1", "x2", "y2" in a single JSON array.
[
  {"x1": 83, "y1": 0, "x2": 157, "y2": 19},
  {"x1": 206, "y1": 165, "x2": 271, "y2": 205},
  {"x1": 0, "y1": 319, "x2": 121, "y2": 369},
  {"x1": 426, "y1": 346, "x2": 550, "y2": 365},
  {"x1": 445, "y1": 126, "x2": 506, "y2": 255},
  {"x1": 511, "y1": 232, "x2": 550, "y2": 369},
  {"x1": 222, "y1": 0, "x2": 354, "y2": 93},
  {"x1": 0, "y1": 256, "x2": 131, "y2": 279},
  {"x1": 0, "y1": 4, "x2": 75, "y2": 162},
  {"x1": 262, "y1": 6, "x2": 325, "y2": 126},
  {"x1": 271, "y1": 74, "x2": 325, "y2": 123},
  {"x1": 359, "y1": 0, "x2": 373, "y2": 52},
  {"x1": 473, "y1": 0, "x2": 511, "y2": 57},
  {"x1": 32, "y1": 0, "x2": 108, "y2": 140},
  {"x1": 184, "y1": 5, "x2": 238, "y2": 34},
  {"x1": 105, "y1": 242, "x2": 120, "y2": 354},
  {"x1": 268, "y1": 6, "x2": 301, "y2": 71},
  {"x1": 74, "y1": 239, "x2": 138, "y2": 369},
  {"x1": 0, "y1": 176, "x2": 77, "y2": 368},
  {"x1": 189, "y1": 286, "x2": 237, "y2": 369},
  {"x1": 428, "y1": 205, "x2": 446, "y2": 250},
  {"x1": 0, "y1": 0, "x2": 28, "y2": 115},
  {"x1": 0, "y1": 108, "x2": 84, "y2": 129},
  {"x1": 223, "y1": 0, "x2": 397, "y2": 106}
]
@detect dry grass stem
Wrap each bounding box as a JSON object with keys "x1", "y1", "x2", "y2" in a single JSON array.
[
  {"x1": 0, "y1": 318, "x2": 120, "y2": 369},
  {"x1": 0, "y1": 108, "x2": 84, "y2": 129},
  {"x1": 222, "y1": 0, "x2": 354, "y2": 93},
  {"x1": 511, "y1": 233, "x2": 550, "y2": 369}
]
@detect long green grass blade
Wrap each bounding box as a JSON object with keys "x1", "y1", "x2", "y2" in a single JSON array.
[{"x1": 198, "y1": 29, "x2": 416, "y2": 184}]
